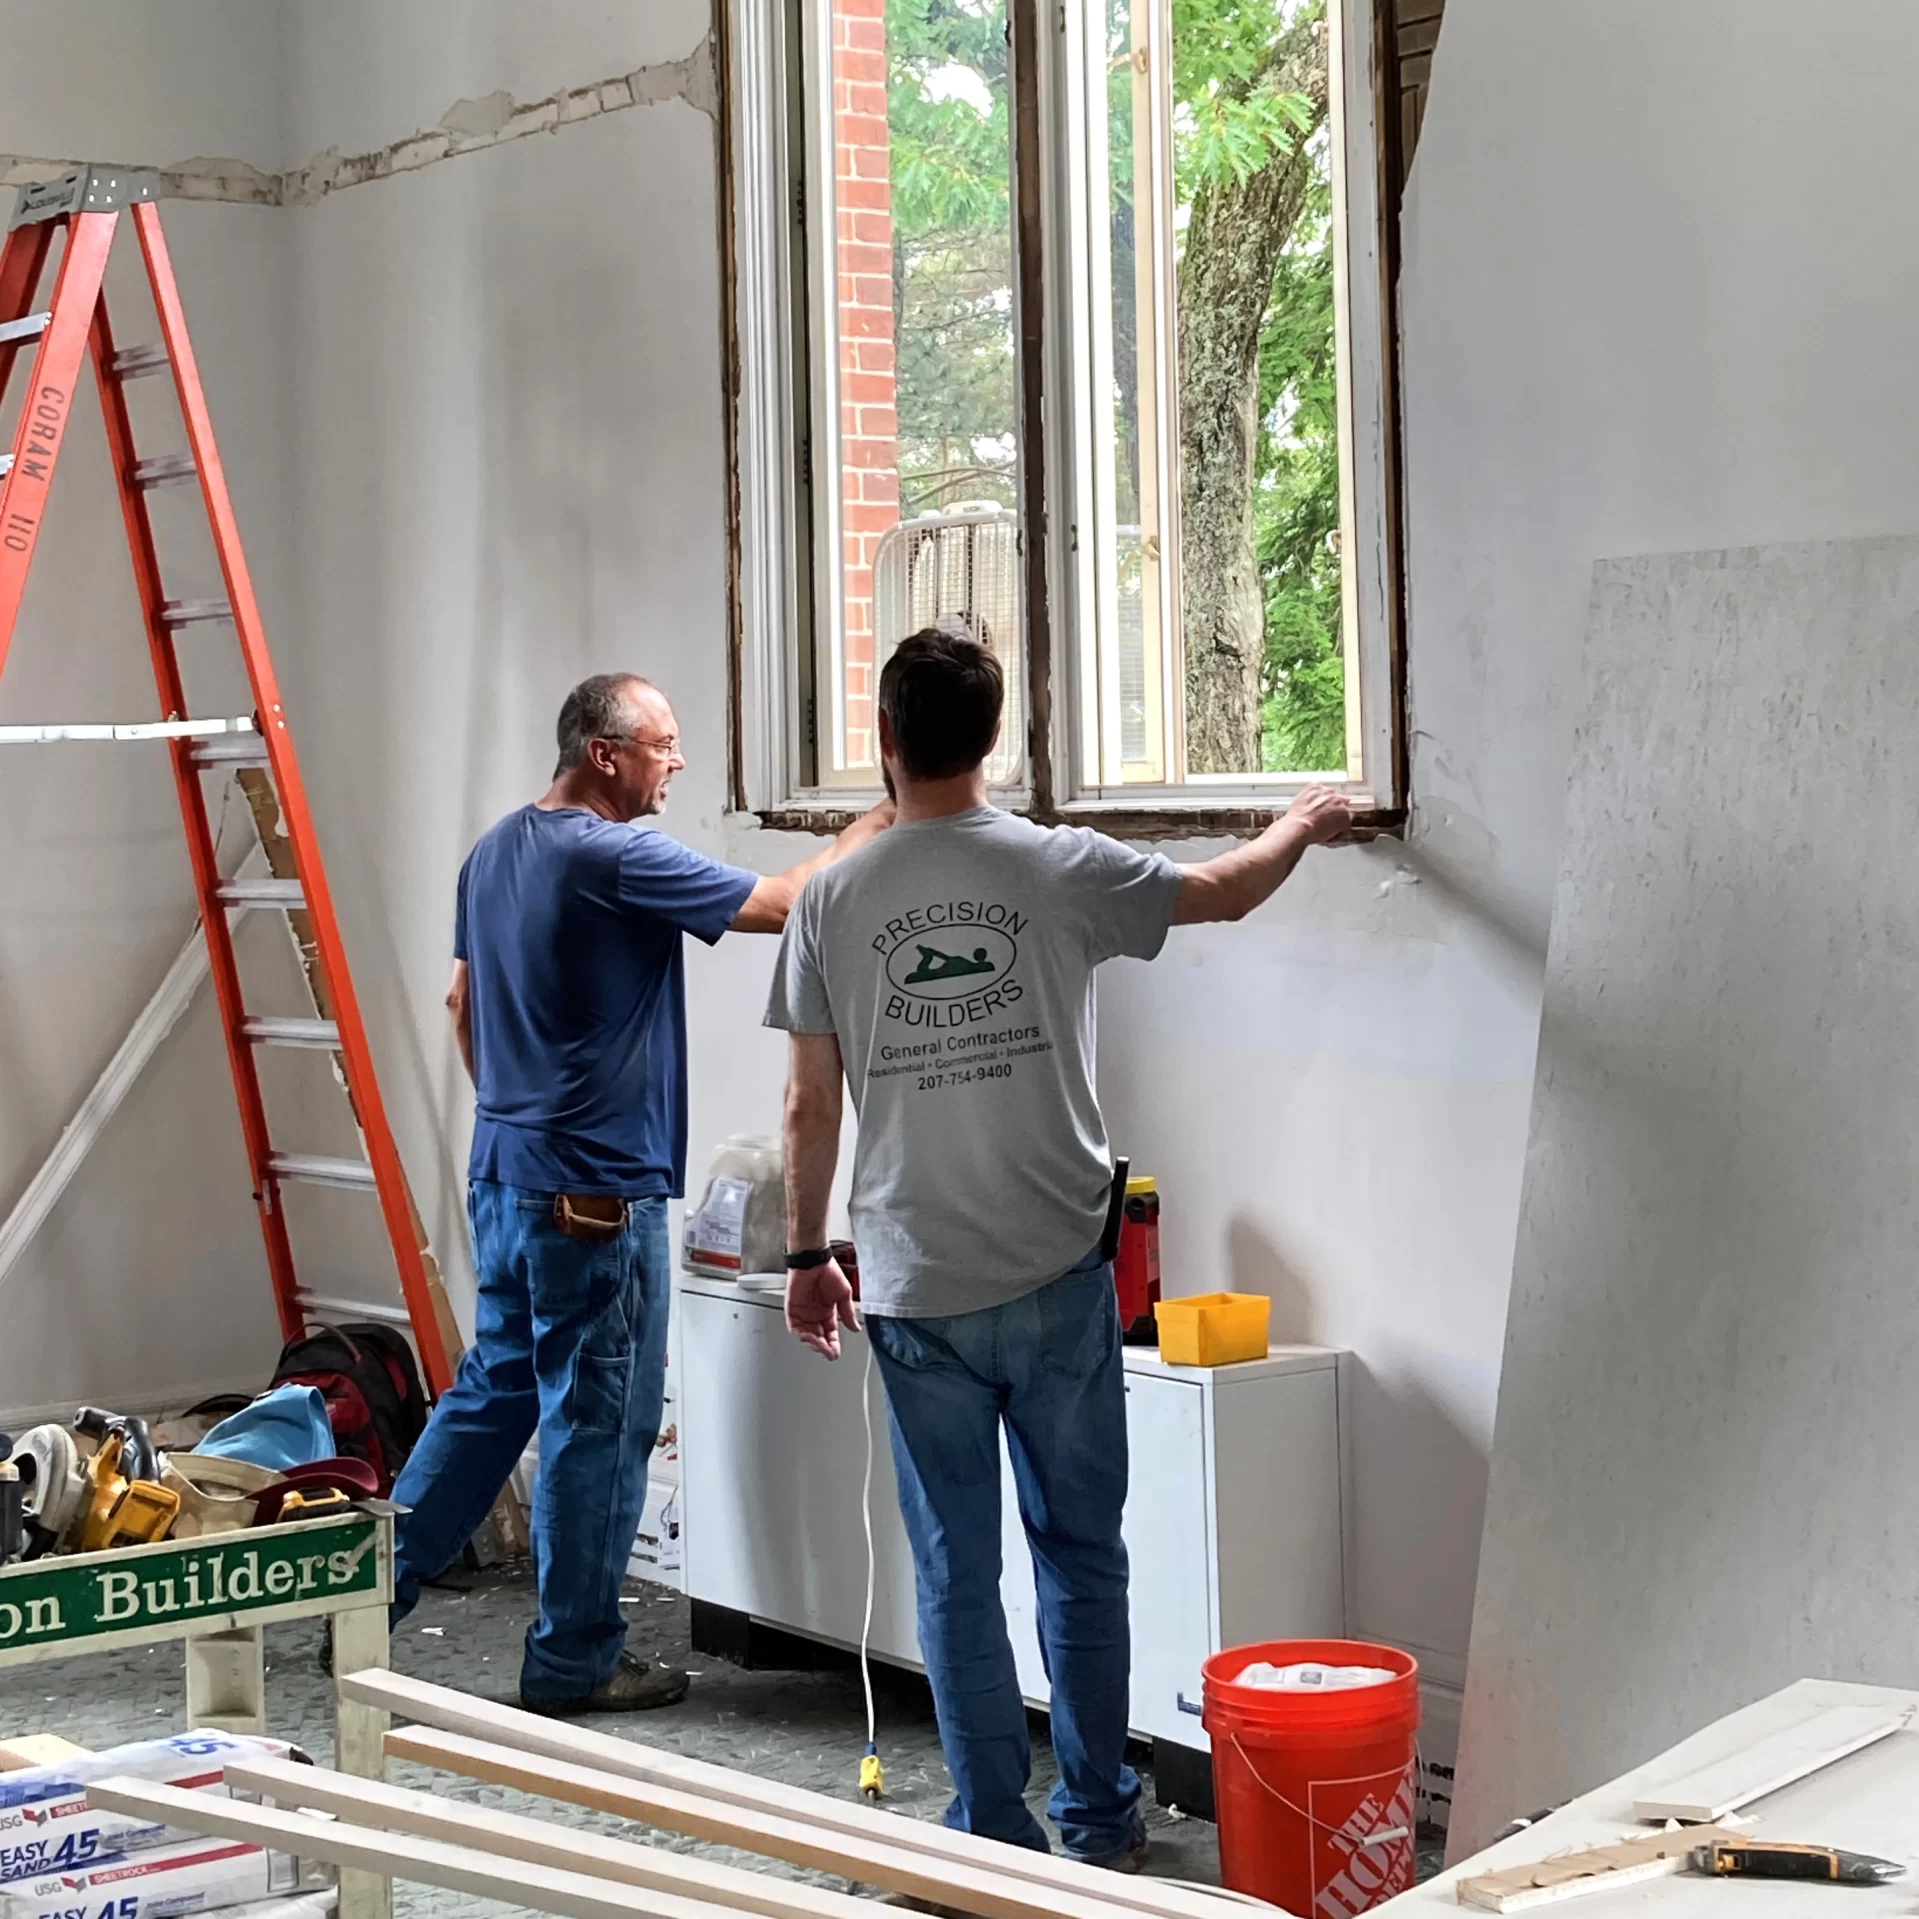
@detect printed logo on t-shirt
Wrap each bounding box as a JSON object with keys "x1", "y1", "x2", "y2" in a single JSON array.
[
  {"x1": 874, "y1": 900, "x2": 1026, "y2": 1026},
  {"x1": 868, "y1": 899, "x2": 1055, "y2": 1094}
]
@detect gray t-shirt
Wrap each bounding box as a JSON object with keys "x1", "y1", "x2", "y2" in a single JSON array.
[{"x1": 764, "y1": 804, "x2": 1181, "y2": 1317}]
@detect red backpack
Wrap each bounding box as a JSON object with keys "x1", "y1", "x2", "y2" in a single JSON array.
[{"x1": 271, "y1": 1323, "x2": 429, "y2": 1495}]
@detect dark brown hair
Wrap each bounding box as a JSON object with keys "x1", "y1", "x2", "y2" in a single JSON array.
[{"x1": 877, "y1": 620, "x2": 1004, "y2": 780}]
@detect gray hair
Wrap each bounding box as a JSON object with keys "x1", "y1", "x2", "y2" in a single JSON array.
[{"x1": 554, "y1": 673, "x2": 650, "y2": 776}]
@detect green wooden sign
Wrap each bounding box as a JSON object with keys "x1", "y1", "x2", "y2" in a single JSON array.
[{"x1": 0, "y1": 1514, "x2": 381, "y2": 1653}]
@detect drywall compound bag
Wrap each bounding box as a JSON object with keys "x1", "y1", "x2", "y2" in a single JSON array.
[
  {"x1": 0, "y1": 1734, "x2": 301, "y2": 1882},
  {"x1": 0, "y1": 1838, "x2": 305, "y2": 1919},
  {"x1": 682, "y1": 1136, "x2": 784, "y2": 1277}
]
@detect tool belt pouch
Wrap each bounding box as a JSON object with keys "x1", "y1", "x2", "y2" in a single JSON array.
[{"x1": 553, "y1": 1193, "x2": 628, "y2": 1243}]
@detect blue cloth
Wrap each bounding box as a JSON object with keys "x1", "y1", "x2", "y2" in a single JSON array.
[
  {"x1": 389, "y1": 1181, "x2": 672, "y2": 1701},
  {"x1": 455, "y1": 805, "x2": 756, "y2": 1198},
  {"x1": 194, "y1": 1383, "x2": 335, "y2": 1471},
  {"x1": 867, "y1": 1252, "x2": 1143, "y2": 1863}
]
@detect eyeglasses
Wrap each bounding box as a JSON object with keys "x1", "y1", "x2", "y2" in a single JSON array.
[{"x1": 603, "y1": 733, "x2": 681, "y2": 758}]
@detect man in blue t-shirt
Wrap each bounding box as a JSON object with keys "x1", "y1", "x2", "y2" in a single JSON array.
[{"x1": 390, "y1": 672, "x2": 890, "y2": 1715}]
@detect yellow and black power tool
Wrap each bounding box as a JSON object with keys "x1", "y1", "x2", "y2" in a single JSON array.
[{"x1": 15, "y1": 1410, "x2": 179, "y2": 1556}]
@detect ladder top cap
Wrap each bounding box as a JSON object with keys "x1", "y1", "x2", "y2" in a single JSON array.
[{"x1": 10, "y1": 166, "x2": 161, "y2": 231}]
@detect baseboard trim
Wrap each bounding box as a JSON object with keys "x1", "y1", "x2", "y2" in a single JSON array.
[{"x1": 0, "y1": 1375, "x2": 266, "y2": 1434}]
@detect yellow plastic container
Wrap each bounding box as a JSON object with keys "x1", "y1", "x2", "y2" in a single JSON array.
[{"x1": 1154, "y1": 1292, "x2": 1271, "y2": 1368}]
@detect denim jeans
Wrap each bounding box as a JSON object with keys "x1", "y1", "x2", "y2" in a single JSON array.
[
  {"x1": 867, "y1": 1251, "x2": 1142, "y2": 1863},
  {"x1": 390, "y1": 1180, "x2": 670, "y2": 1702}
]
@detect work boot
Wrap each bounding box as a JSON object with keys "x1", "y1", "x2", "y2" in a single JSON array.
[
  {"x1": 1071, "y1": 1830, "x2": 1152, "y2": 1874},
  {"x1": 519, "y1": 1653, "x2": 690, "y2": 1716}
]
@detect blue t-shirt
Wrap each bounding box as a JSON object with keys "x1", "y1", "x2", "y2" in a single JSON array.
[{"x1": 454, "y1": 805, "x2": 757, "y2": 1198}]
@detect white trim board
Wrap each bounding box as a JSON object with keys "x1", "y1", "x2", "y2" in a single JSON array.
[
  {"x1": 224, "y1": 1758, "x2": 871, "y2": 1919},
  {"x1": 387, "y1": 1727, "x2": 1162, "y2": 1919},
  {"x1": 343, "y1": 1669, "x2": 1235, "y2": 1919},
  {"x1": 86, "y1": 1779, "x2": 768, "y2": 1919},
  {"x1": 0, "y1": 851, "x2": 263, "y2": 1300},
  {"x1": 1632, "y1": 1702, "x2": 1910, "y2": 1824}
]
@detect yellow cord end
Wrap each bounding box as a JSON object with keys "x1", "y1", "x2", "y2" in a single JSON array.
[{"x1": 860, "y1": 1751, "x2": 885, "y2": 1800}]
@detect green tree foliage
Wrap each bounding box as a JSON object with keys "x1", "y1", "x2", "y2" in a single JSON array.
[
  {"x1": 1169, "y1": 0, "x2": 1343, "y2": 772},
  {"x1": 1253, "y1": 165, "x2": 1344, "y2": 772},
  {"x1": 880, "y1": 0, "x2": 1342, "y2": 767},
  {"x1": 884, "y1": 0, "x2": 1018, "y2": 514}
]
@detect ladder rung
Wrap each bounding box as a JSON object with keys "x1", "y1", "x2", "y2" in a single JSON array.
[
  {"x1": 160, "y1": 598, "x2": 233, "y2": 628},
  {"x1": 218, "y1": 877, "x2": 305, "y2": 907},
  {"x1": 0, "y1": 312, "x2": 51, "y2": 348},
  {"x1": 244, "y1": 1016, "x2": 340, "y2": 1049},
  {"x1": 270, "y1": 1153, "x2": 377, "y2": 1191},
  {"x1": 295, "y1": 1292, "x2": 414, "y2": 1330},
  {"x1": 111, "y1": 342, "x2": 172, "y2": 380},
  {"x1": 132, "y1": 453, "x2": 199, "y2": 490},
  {"x1": 0, "y1": 716, "x2": 256, "y2": 747},
  {"x1": 191, "y1": 734, "x2": 271, "y2": 767}
]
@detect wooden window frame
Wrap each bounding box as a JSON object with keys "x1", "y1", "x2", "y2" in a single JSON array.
[{"x1": 723, "y1": 0, "x2": 1412, "y2": 840}]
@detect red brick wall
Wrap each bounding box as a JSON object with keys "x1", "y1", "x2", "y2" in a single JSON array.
[{"x1": 833, "y1": 0, "x2": 898, "y2": 770}]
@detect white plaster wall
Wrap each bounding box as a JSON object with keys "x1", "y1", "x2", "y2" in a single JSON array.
[
  {"x1": 274, "y1": 3, "x2": 749, "y2": 1311},
  {"x1": 268, "y1": 0, "x2": 1530, "y2": 1756},
  {"x1": 24, "y1": 0, "x2": 1917, "y2": 1784},
  {"x1": 1397, "y1": 0, "x2": 1919, "y2": 1830},
  {"x1": 0, "y1": 3, "x2": 297, "y2": 1410}
]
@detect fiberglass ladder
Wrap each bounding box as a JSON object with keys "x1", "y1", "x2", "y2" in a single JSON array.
[{"x1": 0, "y1": 166, "x2": 476, "y2": 1425}]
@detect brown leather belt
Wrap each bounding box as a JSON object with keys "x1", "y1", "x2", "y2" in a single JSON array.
[{"x1": 553, "y1": 1193, "x2": 628, "y2": 1243}]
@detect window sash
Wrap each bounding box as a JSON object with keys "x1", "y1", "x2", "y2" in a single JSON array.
[{"x1": 729, "y1": 0, "x2": 1407, "y2": 822}]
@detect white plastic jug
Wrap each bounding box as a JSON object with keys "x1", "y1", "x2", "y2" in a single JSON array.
[{"x1": 682, "y1": 1134, "x2": 784, "y2": 1279}]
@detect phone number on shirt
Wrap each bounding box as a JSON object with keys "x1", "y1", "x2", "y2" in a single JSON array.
[{"x1": 917, "y1": 1063, "x2": 1015, "y2": 1091}]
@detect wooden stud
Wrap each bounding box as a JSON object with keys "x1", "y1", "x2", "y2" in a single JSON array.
[
  {"x1": 1456, "y1": 1823, "x2": 1746, "y2": 1913},
  {"x1": 328, "y1": 1604, "x2": 393, "y2": 1919},
  {"x1": 85, "y1": 1778, "x2": 772, "y2": 1919},
  {"x1": 344, "y1": 1669, "x2": 1231, "y2": 1919},
  {"x1": 388, "y1": 1727, "x2": 1163, "y2": 1919},
  {"x1": 183, "y1": 1626, "x2": 264, "y2": 1734},
  {"x1": 227, "y1": 1757, "x2": 877, "y2": 1919},
  {"x1": 0, "y1": 1734, "x2": 90, "y2": 1770}
]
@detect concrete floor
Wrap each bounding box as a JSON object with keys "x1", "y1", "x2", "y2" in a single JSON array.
[{"x1": 0, "y1": 1566, "x2": 1232, "y2": 1918}]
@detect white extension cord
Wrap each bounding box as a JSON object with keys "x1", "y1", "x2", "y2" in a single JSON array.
[{"x1": 858, "y1": 1328, "x2": 882, "y2": 1796}]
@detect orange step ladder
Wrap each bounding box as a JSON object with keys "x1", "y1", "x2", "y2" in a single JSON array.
[{"x1": 0, "y1": 166, "x2": 462, "y2": 1403}]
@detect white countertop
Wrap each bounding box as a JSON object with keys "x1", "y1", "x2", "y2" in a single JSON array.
[{"x1": 677, "y1": 1272, "x2": 1342, "y2": 1380}]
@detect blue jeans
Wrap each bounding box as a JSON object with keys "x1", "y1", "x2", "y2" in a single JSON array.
[
  {"x1": 867, "y1": 1253, "x2": 1142, "y2": 1863},
  {"x1": 390, "y1": 1180, "x2": 670, "y2": 1702}
]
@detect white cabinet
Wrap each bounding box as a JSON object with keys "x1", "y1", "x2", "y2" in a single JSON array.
[{"x1": 679, "y1": 1278, "x2": 1348, "y2": 1761}]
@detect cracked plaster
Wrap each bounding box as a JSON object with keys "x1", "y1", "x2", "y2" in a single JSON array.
[{"x1": 0, "y1": 38, "x2": 715, "y2": 210}]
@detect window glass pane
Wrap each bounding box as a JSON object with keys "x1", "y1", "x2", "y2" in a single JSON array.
[
  {"x1": 1093, "y1": 0, "x2": 1348, "y2": 783},
  {"x1": 818, "y1": 0, "x2": 1024, "y2": 785}
]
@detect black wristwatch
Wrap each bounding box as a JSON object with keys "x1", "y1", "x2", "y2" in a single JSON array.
[{"x1": 785, "y1": 1247, "x2": 835, "y2": 1270}]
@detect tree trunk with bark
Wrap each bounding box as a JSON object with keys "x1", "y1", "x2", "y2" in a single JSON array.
[{"x1": 1176, "y1": 17, "x2": 1330, "y2": 773}]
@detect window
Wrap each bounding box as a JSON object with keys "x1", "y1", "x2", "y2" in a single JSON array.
[{"x1": 730, "y1": 0, "x2": 1406, "y2": 822}]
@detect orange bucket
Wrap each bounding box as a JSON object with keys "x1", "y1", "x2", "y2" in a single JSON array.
[{"x1": 1201, "y1": 1639, "x2": 1420, "y2": 1916}]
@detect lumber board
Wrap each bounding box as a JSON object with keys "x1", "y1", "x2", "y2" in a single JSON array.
[
  {"x1": 1631, "y1": 1703, "x2": 1908, "y2": 1824},
  {"x1": 1456, "y1": 1824, "x2": 1745, "y2": 1913},
  {"x1": 86, "y1": 1777, "x2": 773, "y2": 1919},
  {"x1": 224, "y1": 1757, "x2": 871, "y2": 1919},
  {"x1": 388, "y1": 1728, "x2": 1131, "y2": 1919},
  {"x1": 346, "y1": 1668, "x2": 1235, "y2": 1919},
  {"x1": 0, "y1": 1733, "x2": 90, "y2": 1769}
]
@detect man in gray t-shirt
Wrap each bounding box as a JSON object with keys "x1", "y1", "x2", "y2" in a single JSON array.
[{"x1": 766, "y1": 623, "x2": 1353, "y2": 1866}]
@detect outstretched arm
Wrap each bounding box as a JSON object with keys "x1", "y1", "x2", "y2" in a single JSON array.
[
  {"x1": 782, "y1": 1031, "x2": 858, "y2": 1359},
  {"x1": 446, "y1": 960, "x2": 474, "y2": 1083},
  {"x1": 1173, "y1": 785, "x2": 1356, "y2": 925},
  {"x1": 732, "y1": 800, "x2": 895, "y2": 934}
]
